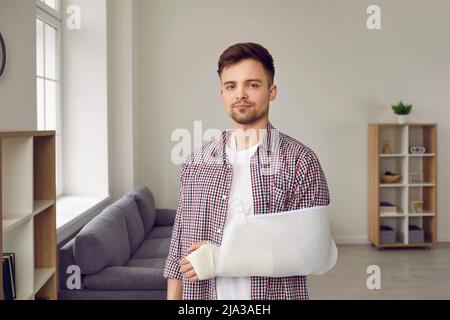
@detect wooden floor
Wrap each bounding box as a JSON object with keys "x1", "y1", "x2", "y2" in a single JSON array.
[{"x1": 308, "y1": 243, "x2": 450, "y2": 300}]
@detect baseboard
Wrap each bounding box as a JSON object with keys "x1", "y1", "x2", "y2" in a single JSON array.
[
  {"x1": 438, "y1": 234, "x2": 450, "y2": 242},
  {"x1": 334, "y1": 235, "x2": 450, "y2": 244},
  {"x1": 334, "y1": 237, "x2": 370, "y2": 245}
]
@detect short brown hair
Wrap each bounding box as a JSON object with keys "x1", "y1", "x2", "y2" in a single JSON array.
[{"x1": 217, "y1": 42, "x2": 275, "y2": 86}]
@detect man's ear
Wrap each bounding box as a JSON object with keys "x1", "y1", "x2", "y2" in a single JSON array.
[{"x1": 269, "y1": 84, "x2": 278, "y2": 102}]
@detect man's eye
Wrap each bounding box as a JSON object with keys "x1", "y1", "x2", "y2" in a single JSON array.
[
  {"x1": 226, "y1": 86, "x2": 235, "y2": 90},
  {"x1": 250, "y1": 83, "x2": 259, "y2": 88}
]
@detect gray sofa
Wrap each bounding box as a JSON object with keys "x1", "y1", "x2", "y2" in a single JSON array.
[{"x1": 58, "y1": 187, "x2": 175, "y2": 300}]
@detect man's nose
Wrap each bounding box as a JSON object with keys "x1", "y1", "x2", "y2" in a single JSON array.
[{"x1": 235, "y1": 86, "x2": 248, "y2": 101}]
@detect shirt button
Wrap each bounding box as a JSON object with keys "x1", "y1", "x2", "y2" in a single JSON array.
[
  {"x1": 222, "y1": 195, "x2": 228, "y2": 200},
  {"x1": 217, "y1": 228, "x2": 222, "y2": 234}
]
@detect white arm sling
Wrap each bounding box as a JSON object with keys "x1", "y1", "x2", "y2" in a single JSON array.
[{"x1": 186, "y1": 206, "x2": 338, "y2": 280}]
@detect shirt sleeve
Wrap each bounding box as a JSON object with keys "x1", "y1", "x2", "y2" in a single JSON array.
[
  {"x1": 163, "y1": 162, "x2": 187, "y2": 280},
  {"x1": 292, "y1": 150, "x2": 330, "y2": 209}
]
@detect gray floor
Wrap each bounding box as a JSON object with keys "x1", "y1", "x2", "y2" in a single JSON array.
[{"x1": 308, "y1": 243, "x2": 450, "y2": 300}]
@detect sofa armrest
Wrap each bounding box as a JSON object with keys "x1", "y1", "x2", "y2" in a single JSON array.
[
  {"x1": 155, "y1": 209, "x2": 176, "y2": 227},
  {"x1": 59, "y1": 238, "x2": 84, "y2": 290}
]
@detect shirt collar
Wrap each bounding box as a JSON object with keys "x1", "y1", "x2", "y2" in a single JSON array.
[{"x1": 210, "y1": 122, "x2": 277, "y2": 160}]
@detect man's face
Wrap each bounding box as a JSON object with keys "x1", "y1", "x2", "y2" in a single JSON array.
[{"x1": 220, "y1": 59, "x2": 277, "y2": 126}]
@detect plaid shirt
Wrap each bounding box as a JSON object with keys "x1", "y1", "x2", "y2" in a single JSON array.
[{"x1": 164, "y1": 122, "x2": 330, "y2": 300}]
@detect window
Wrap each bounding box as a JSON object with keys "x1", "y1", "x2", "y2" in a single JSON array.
[
  {"x1": 39, "y1": 0, "x2": 61, "y2": 13},
  {"x1": 36, "y1": 0, "x2": 63, "y2": 196}
]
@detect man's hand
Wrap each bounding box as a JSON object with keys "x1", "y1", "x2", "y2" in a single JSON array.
[{"x1": 179, "y1": 241, "x2": 208, "y2": 282}]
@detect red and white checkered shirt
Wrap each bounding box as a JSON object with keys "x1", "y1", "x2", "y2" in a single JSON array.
[{"x1": 164, "y1": 122, "x2": 330, "y2": 300}]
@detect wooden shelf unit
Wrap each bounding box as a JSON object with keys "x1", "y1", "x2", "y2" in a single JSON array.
[
  {"x1": 368, "y1": 124, "x2": 437, "y2": 249},
  {"x1": 1, "y1": 131, "x2": 57, "y2": 300}
]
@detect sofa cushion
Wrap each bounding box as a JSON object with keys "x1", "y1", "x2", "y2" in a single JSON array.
[
  {"x1": 146, "y1": 226, "x2": 173, "y2": 239},
  {"x1": 126, "y1": 187, "x2": 157, "y2": 235},
  {"x1": 83, "y1": 266, "x2": 166, "y2": 290},
  {"x1": 155, "y1": 209, "x2": 176, "y2": 227},
  {"x1": 132, "y1": 238, "x2": 171, "y2": 259},
  {"x1": 74, "y1": 205, "x2": 131, "y2": 275},
  {"x1": 126, "y1": 258, "x2": 167, "y2": 269},
  {"x1": 113, "y1": 197, "x2": 145, "y2": 253}
]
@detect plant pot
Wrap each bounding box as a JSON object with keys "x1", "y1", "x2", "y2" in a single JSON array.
[{"x1": 397, "y1": 115, "x2": 407, "y2": 124}]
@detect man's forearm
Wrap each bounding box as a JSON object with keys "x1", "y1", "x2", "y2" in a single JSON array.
[
  {"x1": 167, "y1": 278, "x2": 183, "y2": 300},
  {"x1": 185, "y1": 206, "x2": 338, "y2": 279}
]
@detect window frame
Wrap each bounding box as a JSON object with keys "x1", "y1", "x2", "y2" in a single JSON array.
[
  {"x1": 36, "y1": 0, "x2": 63, "y2": 197},
  {"x1": 36, "y1": 0, "x2": 62, "y2": 21}
]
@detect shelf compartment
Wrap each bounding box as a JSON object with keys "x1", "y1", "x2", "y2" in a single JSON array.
[
  {"x1": 408, "y1": 186, "x2": 436, "y2": 215},
  {"x1": 379, "y1": 187, "x2": 407, "y2": 215},
  {"x1": 379, "y1": 125, "x2": 408, "y2": 155},
  {"x1": 379, "y1": 216, "x2": 407, "y2": 244},
  {"x1": 33, "y1": 268, "x2": 56, "y2": 296},
  {"x1": 379, "y1": 156, "x2": 407, "y2": 185},
  {"x1": 2, "y1": 218, "x2": 34, "y2": 300},
  {"x1": 34, "y1": 273, "x2": 56, "y2": 300},
  {"x1": 1, "y1": 137, "x2": 34, "y2": 216},
  {"x1": 34, "y1": 205, "x2": 57, "y2": 300},
  {"x1": 408, "y1": 125, "x2": 437, "y2": 155},
  {"x1": 33, "y1": 135, "x2": 56, "y2": 202},
  {"x1": 408, "y1": 156, "x2": 436, "y2": 184},
  {"x1": 409, "y1": 216, "x2": 436, "y2": 244}
]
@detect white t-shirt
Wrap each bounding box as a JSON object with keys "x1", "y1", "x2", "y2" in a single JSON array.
[{"x1": 216, "y1": 134, "x2": 259, "y2": 300}]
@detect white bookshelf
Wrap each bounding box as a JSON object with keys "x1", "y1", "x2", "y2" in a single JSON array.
[
  {"x1": 1, "y1": 132, "x2": 57, "y2": 300},
  {"x1": 368, "y1": 124, "x2": 437, "y2": 248}
]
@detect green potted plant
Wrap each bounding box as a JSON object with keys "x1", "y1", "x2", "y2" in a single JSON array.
[{"x1": 391, "y1": 101, "x2": 413, "y2": 124}]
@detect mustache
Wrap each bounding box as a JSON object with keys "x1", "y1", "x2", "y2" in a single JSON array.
[{"x1": 232, "y1": 101, "x2": 255, "y2": 107}]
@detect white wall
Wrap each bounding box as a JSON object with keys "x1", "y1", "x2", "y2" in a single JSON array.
[
  {"x1": 107, "y1": 0, "x2": 136, "y2": 200},
  {"x1": 0, "y1": 0, "x2": 447, "y2": 242},
  {"x1": 0, "y1": 0, "x2": 37, "y2": 131},
  {"x1": 62, "y1": 0, "x2": 109, "y2": 196},
  {"x1": 132, "y1": 0, "x2": 450, "y2": 242}
]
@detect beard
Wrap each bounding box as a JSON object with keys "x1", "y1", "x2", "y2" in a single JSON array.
[{"x1": 229, "y1": 103, "x2": 269, "y2": 125}]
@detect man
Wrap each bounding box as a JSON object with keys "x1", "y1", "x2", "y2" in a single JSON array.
[{"x1": 164, "y1": 42, "x2": 330, "y2": 300}]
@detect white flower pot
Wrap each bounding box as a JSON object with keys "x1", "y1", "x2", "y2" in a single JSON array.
[{"x1": 397, "y1": 115, "x2": 407, "y2": 124}]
